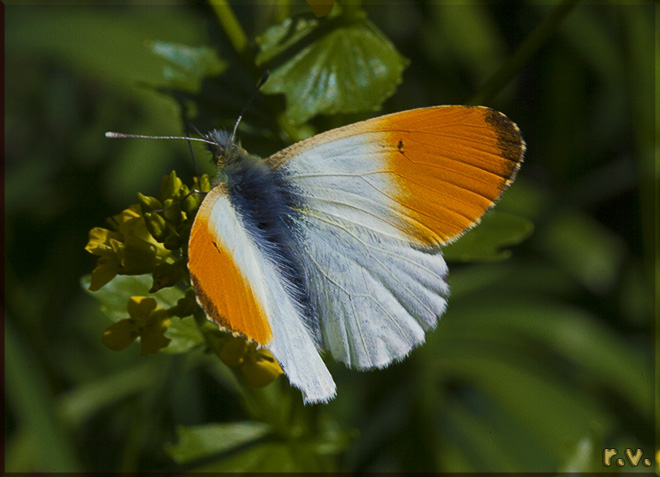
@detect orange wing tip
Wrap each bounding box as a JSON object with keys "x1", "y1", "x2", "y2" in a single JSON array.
[
  {"x1": 189, "y1": 211, "x2": 273, "y2": 345},
  {"x1": 384, "y1": 105, "x2": 525, "y2": 247}
]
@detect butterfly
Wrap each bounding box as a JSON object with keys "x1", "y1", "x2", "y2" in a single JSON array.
[{"x1": 187, "y1": 106, "x2": 525, "y2": 404}]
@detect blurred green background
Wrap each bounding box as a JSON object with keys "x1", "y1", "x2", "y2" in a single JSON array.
[{"x1": 5, "y1": 1, "x2": 656, "y2": 473}]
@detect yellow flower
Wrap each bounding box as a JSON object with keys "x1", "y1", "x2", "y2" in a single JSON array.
[
  {"x1": 86, "y1": 172, "x2": 211, "y2": 291},
  {"x1": 241, "y1": 347, "x2": 283, "y2": 387},
  {"x1": 101, "y1": 319, "x2": 138, "y2": 351},
  {"x1": 85, "y1": 227, "x2": 123, "y2": 291},
  {"x1": 218, "y1": 335, "x2": 283, "y2": 387},
  {"x1": 138, "y1": 171, "x2": 212, "y2": 250},
  {"x1": 85, "y1": 204, "x2": 174, "y2": 291},
  {"x1": 102, "y1": 296, "x2": 171, "y2": 356},
  {"x1": 85, "y1": 226, "x2": 121, "y2": 256},
  {"x1": 219, "y1": 335, "x2": 249, "y2": 367},
  {"x1": 114, "y1": 205, "x2": 164, "y2": 248}
]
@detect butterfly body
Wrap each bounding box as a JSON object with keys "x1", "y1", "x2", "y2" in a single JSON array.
[
  {"x1": 206, "y1": 130, "x2": 322, "y2": 344},
  {"x1": 189, "y1": 106, "x2": 525, "y2": 403}
]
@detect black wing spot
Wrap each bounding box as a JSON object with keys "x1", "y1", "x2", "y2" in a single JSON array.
[
  {"x1": 397, "y1": 139, "x2": 404, "y2": 154},
  {"x1": 483, "y1": 108, "x2": 524, "y2": 165}
]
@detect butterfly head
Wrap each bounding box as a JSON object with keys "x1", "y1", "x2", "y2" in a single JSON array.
[{"x1": 205, "y1": 129, "x2": 247, "y2": 168}]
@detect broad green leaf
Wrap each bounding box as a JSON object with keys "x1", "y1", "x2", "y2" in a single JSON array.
[
  {"x1": 443, "y1": 210, "x2": 533, "y2": 262},
  {"x1": 148, "y1": 41, "x2": 227, "y2": 91},
  {"x1": 81, "y1": 274, "x2": 184, "y2": 321},
  {"x1": 83, "y1": 274, "x2": 203, "y2": 355},
  {"x1": 166, "y1": 422, "x2": 271, "y2": 464},
  {"x1": 256, "y1": 12, "x2": 408, "y2": 123},
  {"x1": 162, "y1": 315, "x2": 206, "y2": 354}
]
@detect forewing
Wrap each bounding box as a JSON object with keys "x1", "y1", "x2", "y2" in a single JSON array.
[
  {"x1": 269, "y1": 106, "x2": 524, "y2": 246},
  {"x1": 267, "y1": 106, "x2": 524, "y2": 368},
  {"x1": 188, "y1": 185, "x2": 336, "y2": 403}
]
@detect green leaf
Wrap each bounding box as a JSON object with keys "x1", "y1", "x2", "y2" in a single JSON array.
[
  {"x1": 6, "y1": 8, "x2": 208, "y2": 93},
  {"x1": 148, "y1": 41, "x2": 227, "y2": 91},
  {"x1": 166, "y1": 422, "x2": 271, "y2": 464},
  {"x1": 428, "y1": 297, "x2": 652, "y2": 422},
  {"x1": 81, "y1": 274, "x2": 184, "y2": 321},
  {"x1": 57, "y1": 362, "x2": 158, "y2": 427},
  {"x1": 5, "y1": 319, "x2": 83, "y2": 471},
  {"x1": 443, "y1": 210, "x2": 533, "y2": 262},
  {"x1": 437, "y1": 397, "x2": 526, "y2": 472},
  {"x1": 192, "y1": 442, "x2": 325, "y2": 472},
  {"x1": 420, "y1": 292, "x2": 650, "y2": 470},
  {"x1": 161, "y1": 315, "x2": 206, "y2": 354},
  {"x1": 429, "y1": 348, "x2": 610, "y2": 461},
  {"x1": 256, "y1": 12, "x2": 408, "y2": 123}
]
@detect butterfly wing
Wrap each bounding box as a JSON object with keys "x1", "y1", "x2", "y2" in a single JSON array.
[
  {"x1": 189, "y1": 105, "x2": 524, "y2": 401},
  {"x1": 189, "y1": 184, "x2": 336, "y2": 402},
  {"x1": 267, "y1": 106, "x2": 525, "y2": 368}
]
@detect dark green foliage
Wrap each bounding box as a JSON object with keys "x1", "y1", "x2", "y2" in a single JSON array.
[{"x1": 5, "y1": 1, "x2": 654, "y2": 473}]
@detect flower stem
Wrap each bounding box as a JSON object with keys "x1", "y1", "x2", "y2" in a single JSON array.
[{"x1": 209, "y1": 0, "x2": 249, "y2": 56}]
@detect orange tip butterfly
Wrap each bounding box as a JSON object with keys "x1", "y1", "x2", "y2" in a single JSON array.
[
  {"x1": 109, "y1": 105, "x2": 525, "y2": 403},
  {"x1": 182, "y1": 105, "x2": 525, "y2": 404}
]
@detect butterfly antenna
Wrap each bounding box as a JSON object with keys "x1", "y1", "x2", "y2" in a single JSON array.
[
  {"x1": 105, "y1": 129, "x2": 212, "y2": 212},
  {"x1": 104, "y1": 132, "x2": 216, "y2": 146},
  {"x1": 229, "y1": 71, "x2": 270, "y2": 145}
]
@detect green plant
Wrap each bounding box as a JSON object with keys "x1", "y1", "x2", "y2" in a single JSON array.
[{"x1": 6, "y1": 1, "x2": 653, "y2": 472}]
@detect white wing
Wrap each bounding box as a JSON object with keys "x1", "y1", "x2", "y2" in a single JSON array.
[
  {"x1": 268, "y1": 106, "x2": 523, "y2": 369},
  {"x1": 274, "y1": 133, "x2": 449, "y2": 368}
]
